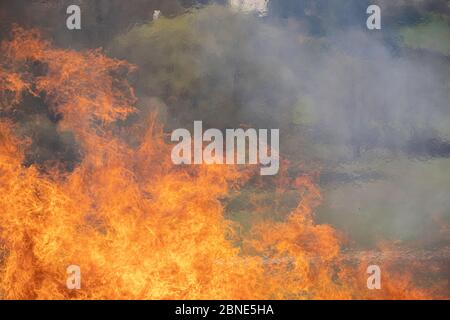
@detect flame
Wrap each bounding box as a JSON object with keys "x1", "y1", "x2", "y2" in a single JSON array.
[{"x1": 0, "y1": 27, "x2": 444, "y2": 299}]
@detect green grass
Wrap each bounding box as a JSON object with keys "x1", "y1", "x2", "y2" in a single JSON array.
[
  {"x1": 316, "y1": 157, "x2": 450, "y2": 247},
  {"x1": 399, "y1": 14, "x2": 450, "y2": 56}
]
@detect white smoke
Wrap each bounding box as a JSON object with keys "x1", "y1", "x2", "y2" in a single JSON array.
[{"x1": 229, "y1": 0, "x2": 269, "y2": 17}]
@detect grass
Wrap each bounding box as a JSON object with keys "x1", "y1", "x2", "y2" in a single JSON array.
[{"x1": 398, "y1": 14, "x2": 450, "y2": 56}]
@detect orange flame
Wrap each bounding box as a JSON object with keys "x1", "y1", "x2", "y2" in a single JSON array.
[{"x1": 0, "y1": 27, "x2": 444, "y2": 299}]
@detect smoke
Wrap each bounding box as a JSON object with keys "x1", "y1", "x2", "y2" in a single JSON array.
[
  {"x1": 308, "y1": 30, "x2": 450, "y2": 156},
  {"x1": 107, "y1": 3, "x2": 449, "y2": 251}
]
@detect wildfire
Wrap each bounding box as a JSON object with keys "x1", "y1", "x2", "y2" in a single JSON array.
[{"x1": 0, "y1": 27, "x2": 444, "y2": 299}]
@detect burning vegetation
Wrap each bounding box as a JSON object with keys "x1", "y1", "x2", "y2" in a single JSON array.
[{"x1": 0, "y1": 26, "x2": 446, "y2": 299}]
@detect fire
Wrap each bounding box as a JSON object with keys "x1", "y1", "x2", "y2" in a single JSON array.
[{"x1": 0, "y1": 27, "x2": 443, "y2": 299}]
